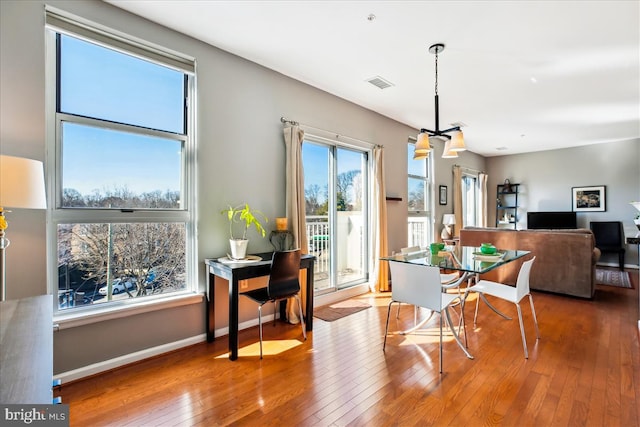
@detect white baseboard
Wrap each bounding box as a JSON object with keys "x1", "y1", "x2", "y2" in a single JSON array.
[
  {"x1": 55, "y1": 312, "x2": 283, "y2": 384},
  {"x1": 55, "y1": 287, "x2": 372, "y2": 384},
  {"x1": 55, "y1": 334, "x2": 207, "y2": 384}
]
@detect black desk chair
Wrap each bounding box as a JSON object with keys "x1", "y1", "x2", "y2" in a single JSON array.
[
  {"x1": 590, "y1": 221, "x2": 625, "y2": 270},
  {"x1": 240, "y1": 249, "x2": 306, "y2": 358}
]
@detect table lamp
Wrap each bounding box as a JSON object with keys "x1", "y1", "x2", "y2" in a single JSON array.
[
  {"x1": 0, "y1": 155, "x2": 47, "y2": 301},
  {"x1": 441, "y1": 213, "x2": 456, "y2": 240}
]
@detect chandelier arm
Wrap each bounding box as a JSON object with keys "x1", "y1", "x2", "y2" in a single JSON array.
[{"x1": 440, "y1": 126, "x2": 461, "y2": 134}]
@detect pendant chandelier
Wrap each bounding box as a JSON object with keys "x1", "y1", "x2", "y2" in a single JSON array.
[{"x1": 413, "y1": 43, "x2": 466, "y2": 160}]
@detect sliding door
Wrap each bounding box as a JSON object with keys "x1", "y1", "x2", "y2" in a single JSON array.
[{"x1": 302, "y1": 138, "x2": 369, "y2": 294}]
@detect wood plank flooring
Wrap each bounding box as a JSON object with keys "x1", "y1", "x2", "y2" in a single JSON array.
[{"x1": 59, "y1": 268, "x2": 640, "y2": 426}]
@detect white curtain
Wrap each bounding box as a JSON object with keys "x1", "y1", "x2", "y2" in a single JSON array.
[
  {"x1": 453, "y1": 166, "x2": 463, "y2": 237},
  {"x1": 283, "y1": 125, "x2": 308, "y2": 323},
  {"x1": 479, "y1": 173, "x2": 489, "y2": 227},
  {"x1": 371, "y1": 146, "x2": 389, "y2": 292}
]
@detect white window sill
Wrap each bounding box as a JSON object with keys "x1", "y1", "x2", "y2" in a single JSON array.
[{"x1": 53, "y1": 292, "x2": 204, "y2": 330}]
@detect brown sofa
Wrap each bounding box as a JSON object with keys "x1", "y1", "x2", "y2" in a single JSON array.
[{"x1": 460, "y1": 227, "x2": 601, "y2": 298}]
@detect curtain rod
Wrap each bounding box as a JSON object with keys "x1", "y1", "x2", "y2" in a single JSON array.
[
  {"x1": 280, "y1": 117, "x2": 381, "y2": 148},
  {"x1": 454, "y1": 164, "x2": 485, "y2": 174}
]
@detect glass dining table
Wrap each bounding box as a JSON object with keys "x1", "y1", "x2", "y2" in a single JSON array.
[{"x1": 381, "y1": 245, "x2": 531, "y2": 359}]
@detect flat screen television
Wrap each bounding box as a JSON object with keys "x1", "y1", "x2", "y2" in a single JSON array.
[{"x1": 527, "y1": 211, "x2": 577, "y2": 229}]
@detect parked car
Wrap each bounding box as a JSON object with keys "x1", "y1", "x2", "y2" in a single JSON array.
[{"x1": 98, "y1": 278, "x2": 136, "y2": 296}]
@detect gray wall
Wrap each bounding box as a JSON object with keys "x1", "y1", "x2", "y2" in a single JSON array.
[
  {"x1": 0, "y1": 0, "x2": 424, "y2": 374},
  {"x1": 486, "y1": 139, "x2": 640, "y2": 266}
]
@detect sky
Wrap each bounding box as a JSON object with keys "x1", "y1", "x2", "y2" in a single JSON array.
[
  {"x1": 302, "y1": 142, "x2": 365, "y2": 205},
  {"x1": 60, "y1": 34, "x2": 183, "y2": 195}
]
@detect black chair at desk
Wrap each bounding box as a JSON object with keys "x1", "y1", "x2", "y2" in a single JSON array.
[
  {"x1": 240, "y1": 249, "x2": 307, "y2": 358},
  {"x1": 590, "y1": 221, "x2": 625, "y2": 270}
]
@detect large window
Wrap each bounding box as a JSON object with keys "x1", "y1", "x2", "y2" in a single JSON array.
[
  {"x1": 407, "y1": 142, "x2": 433, "y2": 247},
  {"x1": 303, "y1": 137, "x2": 370, "y2": 294},
  {"x1": 47, "y1": 11, "x2": 196, "y2": 313},
  {"x1": 462, "y1": 174, "x2": 479, "y2": 227}
]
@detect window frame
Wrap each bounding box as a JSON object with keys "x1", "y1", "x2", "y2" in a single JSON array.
[
  {"x1": 45, "y1": 9, "x2": 198, "y2": 321},
  {"x1": 302, "y1": 133, "x2": 372, "y2": 295},
  {"x1": 407, "y1": 141, "x2": 434, "y2": 247},
  {"x1": 461, "y1": 172, "x2": 480, "y2": 228}
]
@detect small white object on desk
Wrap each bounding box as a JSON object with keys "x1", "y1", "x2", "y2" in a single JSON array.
[{"x1": 218, "y1": 255, "x2": 262, "y2": 264}]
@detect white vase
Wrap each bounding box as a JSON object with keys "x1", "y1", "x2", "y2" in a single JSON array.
[{"x1": 229, "y1": 239, "x2": 248, "y2": 260}]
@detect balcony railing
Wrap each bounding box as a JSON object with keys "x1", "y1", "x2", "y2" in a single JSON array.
[
  {"x1": 306, "y1": 216, "x2": 329, "y2": 279},
  {"x1": 408, "y1": 217, "x2": 431, "y2": 248}
]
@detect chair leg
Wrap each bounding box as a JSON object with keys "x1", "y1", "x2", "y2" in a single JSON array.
[
  {"x1": 383, "y1": 301, "x2": 394, "y2": 351},
  {"x1": 528, "y1": 294, "x2": 541, "y2": 339},
  {"x1": 439, "y1": 312, "x2": 443, "y2": 374},
  {"x1": 258, "y1": 305, "x2": 264, "y2": 359},
  {"x1": 473, "y1": 293, "x2": 480, "y2": 325},
  {"x1": 273, "y1": 301, "x2": 278, "y2": 326},
  {"x1": 515, "y1": 303, "x2": 528, "y2": 359},
  {"x1": 295, "y1": 295, "x2": 307, "y2": 340}
]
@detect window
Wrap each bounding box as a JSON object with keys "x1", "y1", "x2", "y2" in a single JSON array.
[
  {"x1": 46, "y1": 10, "x2": 196, "y2": 314},
  {"x1": 462, "y1": 174, "x2": 479, "y2": 227},
  {"x1": 407, "y1": 142, "x2": 433, "y2": 247},
  {"x1": 302, "y1": 136, "x2": 370, "y2": 294}
]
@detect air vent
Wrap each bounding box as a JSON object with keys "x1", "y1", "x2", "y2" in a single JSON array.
[
  {"x1": 450, "y1": 121, "x2": 467, "y2": 128},
  {"x1": 366, "y1": 76, "x2": 394, "y2": 90}
]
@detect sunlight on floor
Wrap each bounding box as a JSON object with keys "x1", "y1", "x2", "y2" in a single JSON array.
[
  {"x1": 391, "y1": 327, "x2": 458, "y2": 345},
  {"x1": 214, "y1": 339, "x2": 303, "y2": 359}
]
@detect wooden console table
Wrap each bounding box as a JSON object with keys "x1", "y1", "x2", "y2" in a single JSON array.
[{"x1": 0, "y1": 294, "x2": 53, "y2": 404}]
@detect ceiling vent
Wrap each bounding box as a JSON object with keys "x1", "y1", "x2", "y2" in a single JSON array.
[{"x1": 366, "y1": 76, "x2": 394, "y2": 90}]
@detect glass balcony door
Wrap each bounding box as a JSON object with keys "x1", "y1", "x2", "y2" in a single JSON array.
[{"x1": 302, "y1": 140, "x2": 369, "y2": 294}]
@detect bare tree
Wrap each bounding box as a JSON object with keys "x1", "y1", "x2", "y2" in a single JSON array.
[
  {"x1": 59, "y1": 187, "x2": 185, "y2": 303},
  {"x1": 337, "y1": 170, "x2": 360, "y2": 211}
]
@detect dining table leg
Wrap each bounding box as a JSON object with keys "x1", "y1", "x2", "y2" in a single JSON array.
[{"x1": 444, "y1": 306, "x2": 474, "y2": 359}]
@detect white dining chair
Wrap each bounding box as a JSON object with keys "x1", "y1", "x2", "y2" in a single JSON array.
[
  {"x1": 464, "y1": 257, "x2": 540, "y2": 358},
  {"x1": 396, "y1": 246, "x2": 462, "y2": 320},
  {"x1": 384, "y1": 261, "x2": 467, "y2": 373}
]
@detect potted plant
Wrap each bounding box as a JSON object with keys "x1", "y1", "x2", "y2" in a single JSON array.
[{"x1": 221, "y1": 203, "x2": 268, "y2": 259}]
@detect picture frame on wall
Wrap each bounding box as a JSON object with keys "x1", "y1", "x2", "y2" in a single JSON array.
[
  {"x1": 439, "y1": 185, "x2": 447, "y2": 205},
  {"x1": 572, "y1": 185, "x2": 606, "y2": 212}
]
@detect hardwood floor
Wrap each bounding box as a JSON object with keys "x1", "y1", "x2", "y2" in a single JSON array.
[{"x1": 60, "y1": 268, "x2": 640, "y2": 426}]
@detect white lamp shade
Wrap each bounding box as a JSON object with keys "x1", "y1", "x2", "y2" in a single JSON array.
[
  {"x1": 443, "y1": 214, "x2": 456, "y2": 225},
  {"x1": 449, "y1": 131, "x2": 466, "y2": 152},
  {"x1": 412, "y1": 150, "x2": 429, "y2": 160},
  {"x1": 0, "y1": 155, "x2": 47, "y2": 209},
  {"x1": 415, "y1": 132, "x2": 432, "y2": 152},
  {"x1": 441, "y1": 140, "x2": 458, "y2": 158}
]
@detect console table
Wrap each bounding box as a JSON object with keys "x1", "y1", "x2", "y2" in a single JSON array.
[
  {"x1": 0, "y1": 294, "x2": 53, "y2": 404},
  {"x1": 204, "y1": 252, "x2": 315, "y2": 360}
]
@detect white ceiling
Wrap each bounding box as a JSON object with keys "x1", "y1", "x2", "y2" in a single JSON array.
[{"x1": 106, "y1": 0, "x2": 640, "y2": 157}]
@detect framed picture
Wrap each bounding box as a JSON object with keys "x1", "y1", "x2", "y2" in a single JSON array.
[
  {"x1": 439, "y1": 185, "x2": 447, "y2": 205},
  {"x1": 572, "y1": 185, "x2": 606, "y2": 212}
]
